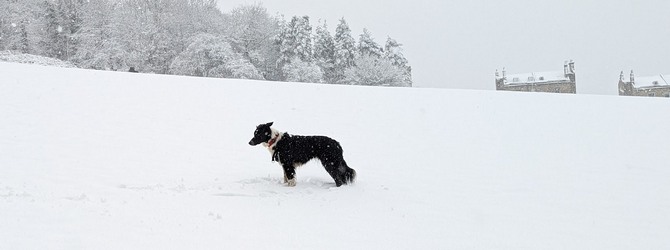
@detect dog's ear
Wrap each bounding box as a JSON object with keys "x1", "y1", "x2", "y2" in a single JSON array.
[{"x1": 265, "y1": 122, "x2": 274, "y2": 127}]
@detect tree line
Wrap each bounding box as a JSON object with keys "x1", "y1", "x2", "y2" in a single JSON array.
[{"x1": 0, "y1": 0, "x2": 412, "y2": 87}]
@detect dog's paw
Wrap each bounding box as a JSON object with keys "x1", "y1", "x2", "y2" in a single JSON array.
[{"x1": 286, "y1": 178, "x2": 296, "y2": 187}]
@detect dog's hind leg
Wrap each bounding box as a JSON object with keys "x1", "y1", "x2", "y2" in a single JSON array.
[
  {"x1": 323, "y1": 160, "x2": 349, "y2": 187},
  {"x1": 282, "y1": 164, "x2": 297, "y2": 187},
  {"x1": 339, "y1": 160, "x2": 356, "y2": 185}
]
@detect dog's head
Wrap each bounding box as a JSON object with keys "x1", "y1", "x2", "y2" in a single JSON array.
[{"x1": 248, "y1": 122, "x2": 274, "y2": 146}]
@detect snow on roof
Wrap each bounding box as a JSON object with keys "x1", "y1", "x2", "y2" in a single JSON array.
[
  {"x1": 633, "y1": 74, "x2": 670, "y2": 89},
  {"x1": 503, "y1": 71, "x2": 569, "y2": 85}
]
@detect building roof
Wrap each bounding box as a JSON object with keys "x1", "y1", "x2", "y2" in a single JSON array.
[
  {"x1": 501, "y1": 71, "x2": 570, "y2": 86},
  {"x1": 633, "y1": 74, "x2": 670, "y2": 89}
]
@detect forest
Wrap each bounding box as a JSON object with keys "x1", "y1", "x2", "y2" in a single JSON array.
[{"x1": 0, "y1": 0, "x2": 412, "y2": 87}]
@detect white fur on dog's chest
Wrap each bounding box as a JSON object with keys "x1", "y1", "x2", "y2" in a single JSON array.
[{"x1": 262, "y1": 128, "x2": 283, "y2": 159}]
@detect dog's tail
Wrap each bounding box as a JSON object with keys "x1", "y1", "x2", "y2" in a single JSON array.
[{"x1": 344, "y1": 168, "x2": 356, "y2": 184}]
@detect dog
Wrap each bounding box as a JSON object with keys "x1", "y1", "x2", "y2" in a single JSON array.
[{"x1": 248, "y1": 122, "x2": 356, "y2": 187}]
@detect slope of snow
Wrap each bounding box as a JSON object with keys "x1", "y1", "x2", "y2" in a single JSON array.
[
  {"x1": 0, "y1": 51, "x2": 76, "y2": 68},
  {"x1": 1, "y1": 62, "x2": 669, "y2": 249}
]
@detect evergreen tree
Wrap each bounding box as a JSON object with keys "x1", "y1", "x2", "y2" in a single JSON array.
[
  {"x1": 39, "y1": 0, "x2": 82, "y2": 60},
  {"x1": 277, "y1": 15, "x2": 313, "y2": 64},
  {"x1": 40, "y1": 0, "x2": 64, "y2": 58},
  {"x1": 358, "y1": 28, "x2": 383, "y2": 58},
  {"x1": 0, "y1": 0, "x2": 28, "y2": 52},
  {"x1": 384, "y1": 37, "x2": 408, "y2": 68},
  {"x1": 0, "y1": 1, "x2": 9, "y2": 50},
  {"x1": 276, "y1": 17, "x2": 295, "y2": 66},
  {"x1": 313, "y1": 20, "x2": 336, "y2": 83},
  {"x1": 1, "y1": 0, "x2": 39, "y2": 53},
  {"x1": 384, "y1": 37, "x2": 412, "y2": 87},
  {"x1": 275, "y1": 15, "x2": 320, "y2": 81},
  {"x1": 333, "y1": 17, "x2": 356, "y2": 83},
  {"x1": 17, "y1": 24, "x2": 30, "y2": 53},
  {"x1": 293, "y1": 16, "x2": 313, "y2": 62},
  {"x1": 314, "y1": 21, "x2": 335, "y2": 63}
]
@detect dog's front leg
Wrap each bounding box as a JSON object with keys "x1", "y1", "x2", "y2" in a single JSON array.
[{"x1": 282, "y1": 164, "x2": 296, "y2": 187}]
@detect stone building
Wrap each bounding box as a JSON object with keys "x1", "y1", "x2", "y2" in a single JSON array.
[
  {"x1": 618, "y1": 71, "x2": 670, "y2": 97},
  {"x1": 495, "y1": 61, "x2": 576, "y2": 94}
]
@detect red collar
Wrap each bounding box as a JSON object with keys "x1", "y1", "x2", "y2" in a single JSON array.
[{"x1": 267, "y1": 134, "x2": 280, "y2": 148}]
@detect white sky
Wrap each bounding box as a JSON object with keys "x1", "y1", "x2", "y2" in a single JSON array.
[{"x1": 217, "y1": 0, "x2": 670, "y2": 95}]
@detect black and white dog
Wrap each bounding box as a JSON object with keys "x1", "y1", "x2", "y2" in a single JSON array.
[{"x1": 248, "y1": 122, "x2": 356, "y2": 187}]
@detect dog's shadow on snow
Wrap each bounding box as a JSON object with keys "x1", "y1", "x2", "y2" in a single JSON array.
[{"x1": 211, "y1": 177, "x2": 339, "y2": 198}]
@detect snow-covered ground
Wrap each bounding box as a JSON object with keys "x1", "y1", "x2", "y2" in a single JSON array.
[
  {"x1": 1, "y1": 62, "x2": 669, "y2": 249},
  {"x1": 0, "y1": 51, "x2": 76, "y2": 68}
]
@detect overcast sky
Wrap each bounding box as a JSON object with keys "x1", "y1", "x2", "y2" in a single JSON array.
[{"x1": 217, "y1": 0, "x2": 670, "y2": 95}]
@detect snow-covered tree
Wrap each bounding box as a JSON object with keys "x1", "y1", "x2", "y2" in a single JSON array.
[
  {"x1": 210, "y1": 56, "x2": 264, "y2": 79},
  {"x1": 358, "y1": 28, "x2": 383, "y2": 58},
  {"x1": 169, "y1": 34, "x2": 262, "y2": 80},
  {"x1": 333, "y1": 18, "x2": 356, "y2": 84},
  {"x1": 71, "y1": 0, "x2": 220, "y2": 73},
  {"x1": 152, "y1": 0, "x2": 224, "y2": 73},
  {"x1": 38, "y1": 0, "x2": 82, "y2": 60},
  {"x1": 0, "y1": 1, "x2": 13, "y2": 50},
  {"x1": 384, "y1": 37, "x2": 408, "y2": 68},
  {"x1": 314, "y1": 21, "x2": 335, "y2": 63},
  {"x1": 0, "y1": 0, "x2": 37, "y2": 53},
  {"x1": 227, "y1": 4, "x2": 281, "y2": 80},
  {"x1": 384, "y1": 37, "x2": 412, "y2": 87},
  {"x1": 282, "y1": 57, "x2": 323, "y2": 83},
  {"x1": 293, "y1": 16, "x2": 313, "y2": 62},
  {"x1": 275, "y1": 17, "x2": 294, "y2": 66},
  {"x1": 71, "y1": 0, "x2": 127, "y2": 70},
  {"x1": 344, "y1": 54, "x2": 408, "y2": 87},
  {"x1": 344, "y1": 31, "x2": 412, "y2": 86},
  {"x1": 277, "y1": 15, "x2": 313, "y2": 65},
  {"x1": 0, "y1": 0, "x2": 413, "y2": 86},
  {"x1": 39, "y1": 1, "x2": 65, "y2": 59},
  {"x1": 313, "y1": 20, "x2": 337, "y2": 84}
]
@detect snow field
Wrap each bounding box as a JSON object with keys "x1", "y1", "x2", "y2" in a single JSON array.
[{"x1": 1, "y1": 62, "x2": 669, "y2": 249}]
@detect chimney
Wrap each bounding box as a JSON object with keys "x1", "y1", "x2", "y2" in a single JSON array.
[
  {"x1": 502, "y1": 67, "x2": 507, "y2": 84},
  {"x1": 564, "y1": 61, "x2": 568, "y2": 75},
  {"x1": 630, "y1": 70, "x2": 635, "y2": 84},
  {"x1": 569, "y1": 60, "x2": 575, "y2": 74}
]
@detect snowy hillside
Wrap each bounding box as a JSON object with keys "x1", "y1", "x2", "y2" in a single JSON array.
[
  {"x1": 1, "y1": 62, "x2": 669, "y2": 249},
  {"x1": 0, "y1": 51, "x2": 76, "y2": 68}
]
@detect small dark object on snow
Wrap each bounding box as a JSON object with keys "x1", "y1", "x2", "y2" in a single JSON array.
[{"x1": 128, "y1": 67, "x2": 138, "y2": 73}]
